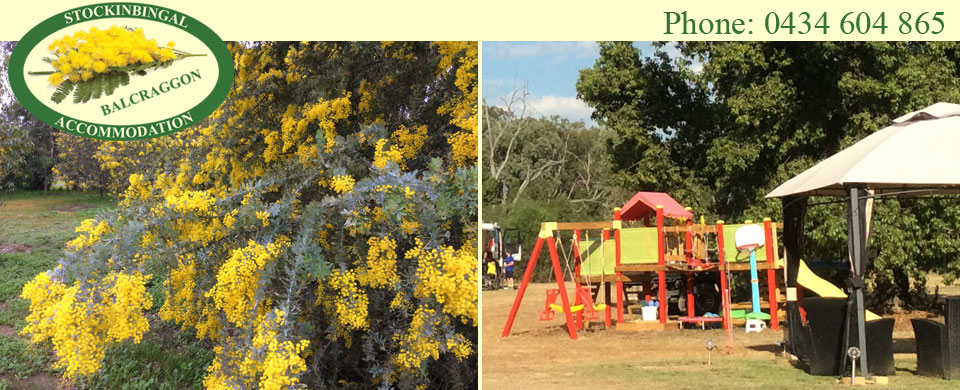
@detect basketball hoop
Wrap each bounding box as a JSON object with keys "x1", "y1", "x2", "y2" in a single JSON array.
[{"x1": 735, "y1": 224, "x2": 765, "y2": 251}]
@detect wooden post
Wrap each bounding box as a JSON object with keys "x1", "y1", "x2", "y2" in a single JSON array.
[
  {"x1": 657, "y1": 205, "x2": 667, "y2": 324},
  {"x1": 763, "y1": 218, "x2": 780, "y2": 331},
  {"x1": 502, "y1": 235, "x2": 544, "y2": 337},
  {"x1": 614, "y1": 207, "x2": 623, "y2": 325}
]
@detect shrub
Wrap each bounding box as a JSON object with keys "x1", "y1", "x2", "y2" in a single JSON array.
[{"x1": 21, "y1": 41, "x2": 478, "y2": 389}]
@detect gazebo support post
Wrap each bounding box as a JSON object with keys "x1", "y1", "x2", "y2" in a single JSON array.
[{"x1": 846, "y1": 187, "x2": 870, "y2": 379}]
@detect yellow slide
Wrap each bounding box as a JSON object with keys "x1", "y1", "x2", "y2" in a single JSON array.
[{"x1": 797, "y1": 259, "x2": 881, "y2": 321}]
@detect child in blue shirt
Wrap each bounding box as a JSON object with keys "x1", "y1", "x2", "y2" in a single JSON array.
[{"x1": 504, "y1": 252, "x2": 515, "y2": 290}]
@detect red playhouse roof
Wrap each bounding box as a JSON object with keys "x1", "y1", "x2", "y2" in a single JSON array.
[{"x1": 619, "y1": 191, "x2": 692, "y2": 221}]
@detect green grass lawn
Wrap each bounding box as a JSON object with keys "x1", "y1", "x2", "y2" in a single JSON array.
[
  {"x1": 572, "y1": 356, "x2": 955, "y2": 390},
  {"x1": 0, "y1": 191, "x2": 212, "y2": 389}
]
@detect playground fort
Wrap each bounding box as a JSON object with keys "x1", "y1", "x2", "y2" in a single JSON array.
[{"x1": 501, "y1": 191, "x2": 853, "y2": 341}]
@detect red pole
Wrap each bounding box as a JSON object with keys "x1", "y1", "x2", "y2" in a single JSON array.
[
  {"x1": 614, "y1": 207, "x2": 623, "y2": 325},
  {"x1": 547, "y1": 235, "x2": 578, "y2": 339},
  {"x1": 764, "y1": 218, "x2": 780, "y2": 331},
  {"x1": 656, "y1": 205, "x2": 667, "y2": 324},
  {"x1": 502, "y1": 235, "x2": 544, "y2": 337},
  {"x1": 574, "y1": 229, "x2": 584, "y2": 330},
  {"x1": 717, "y1": 220, "x2": 733, "y2": 350},
  {"x1": 685, "y1": 208, "x2": 695, "y2": 318}
]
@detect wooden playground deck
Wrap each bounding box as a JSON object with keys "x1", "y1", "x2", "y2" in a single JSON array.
[{"x1": 580, "y1": 262, "x2": 784, "y2": 284}]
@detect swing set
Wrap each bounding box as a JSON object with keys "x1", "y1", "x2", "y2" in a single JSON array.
[
  {"x1": 501, "y1": 191, "x2": 785, "y2": 341},
  {"x1": 502, "y1": 218, "x2": 623, "y2": 340},
  {"x1": 538, "y1": 232, "x2": 609, "y2": 325}
]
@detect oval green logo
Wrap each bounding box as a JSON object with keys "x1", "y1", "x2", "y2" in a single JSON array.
[{"x1": 7, "y1": 2, "x2": 233, "y2": 141}]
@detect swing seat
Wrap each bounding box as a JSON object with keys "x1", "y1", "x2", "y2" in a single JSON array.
[
  {"x1": 550, "y1": 303, "x2": 585, "y2": 313},
  {"x1": 575, "y1": 286, "x2": 605, "y2": 321},
  {"x1": 540, "y1": 289, "x2": 562, "y2": 321},
  {"x1": 542, "y1": 286, "x2": 592, "y2": 316}
]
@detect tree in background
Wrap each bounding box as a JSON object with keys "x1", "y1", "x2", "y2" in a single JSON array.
[
  {"x1": 3, "y1": 41, "x2": 103, "y2": 194},
  {"x1": 0, "y1": 119, "x2": 32, "y2": 190},
  {"x1": 0, "y1": 101, "x2": 59, "y2": 191},
  {"x1": 575, "y1": 41, "x2": 960, "y2": 309},
  {"x1": 0, "y1": 41, "x2": 28, "y2": 188},
  {"x1": 51, "y1": 133, "x2": 108, "y2": 194},
  {"x1": 1, "y1": 42, "x2": 56, "y2": 191},
  {"x1": 482, "y1": 89, "x2": 624, "y2": 281}
]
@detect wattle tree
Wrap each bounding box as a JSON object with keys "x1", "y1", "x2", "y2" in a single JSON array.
[{"x1": 20, "y1": 41, "x2": 478, "y2": 389}]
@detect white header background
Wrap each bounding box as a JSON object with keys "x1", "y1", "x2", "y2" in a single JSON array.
[{"x1": 2, "y1": 1, "x2": 960, "y2": 41}]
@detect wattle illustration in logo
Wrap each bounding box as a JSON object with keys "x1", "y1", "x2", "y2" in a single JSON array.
[{"x1": 8, "y1": 3, "x2": 233, "y2": 140}]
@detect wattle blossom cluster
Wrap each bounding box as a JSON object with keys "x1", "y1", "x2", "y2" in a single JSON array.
[{"x1": 45, "y1": 25, "x2": 177, "y2": 85}]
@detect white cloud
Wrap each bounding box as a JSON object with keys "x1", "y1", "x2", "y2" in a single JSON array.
[
  {"x1": 494, "y1": 94, "x2": 595, "y2": 126},
  {"x1": 486, "y1": 41, "x2": 598, "y2": 60},
  {"x1": 529, "y1": 95, "x2": 593, "y2": 122}
]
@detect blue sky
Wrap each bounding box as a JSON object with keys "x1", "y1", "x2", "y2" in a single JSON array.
[{"x1": 482, "y1": 41, "x2": 658, "y2": 127}]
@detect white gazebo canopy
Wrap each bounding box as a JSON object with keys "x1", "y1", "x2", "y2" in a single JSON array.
[{"x1": 767, "y1": 102, "x2": 960, "y2": 198}]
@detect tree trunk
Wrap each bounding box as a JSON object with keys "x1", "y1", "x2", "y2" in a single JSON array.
[{"x1": 893, "y1": 267, "x2": 912, "y2": 309}]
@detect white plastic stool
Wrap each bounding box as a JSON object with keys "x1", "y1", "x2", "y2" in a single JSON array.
[{"x1": 745, "y1": 319, "x2": 766, "y2": 333}]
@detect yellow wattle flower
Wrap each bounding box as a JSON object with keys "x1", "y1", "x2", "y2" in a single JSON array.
[{"x1": 41, "y1": 25, "x2": 178, "y2": 87}]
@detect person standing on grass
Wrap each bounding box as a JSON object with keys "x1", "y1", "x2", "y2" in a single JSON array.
[
  {"x1": 483, "y1": 251, "x2": 497, "y2": 285},
  {"x1": 504, "y1": 251, "x2": 516, "y2": 289}
]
